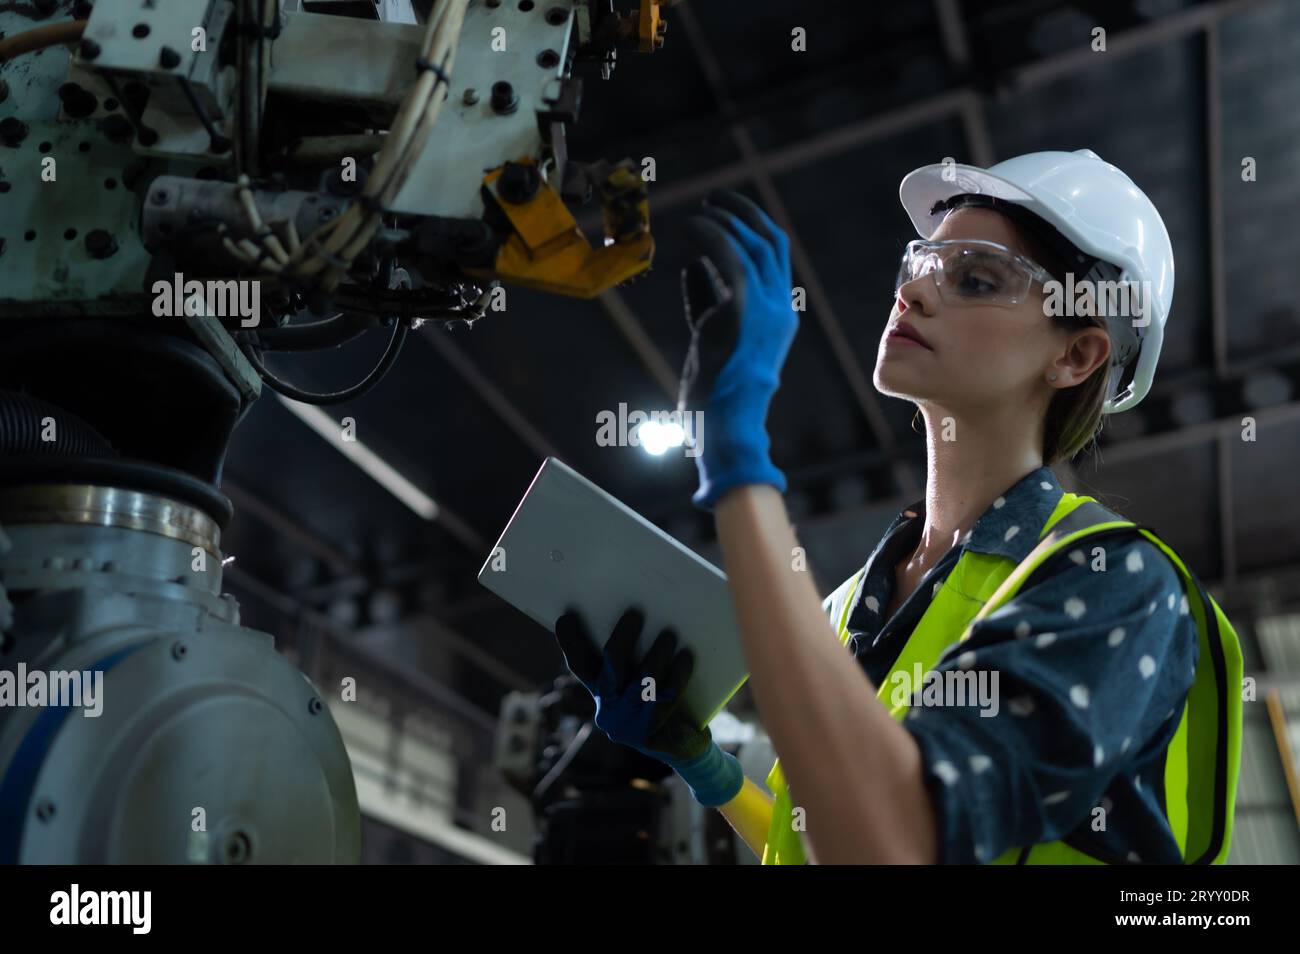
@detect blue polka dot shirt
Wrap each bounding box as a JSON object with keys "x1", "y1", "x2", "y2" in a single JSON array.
[{"x1": 844, "y1": 465, "x2": 1199, "y2": 864}]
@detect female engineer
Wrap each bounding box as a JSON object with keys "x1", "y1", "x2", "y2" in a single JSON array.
[{"x1": 552, "y1": 150, "x2": 1242, "y2": 865}]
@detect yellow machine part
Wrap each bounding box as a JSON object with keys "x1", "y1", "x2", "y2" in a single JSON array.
[
  {"x1": 466, "y1": 157, "x2": 654, "y2": 300},
  {"x1": 639, "y1": 0, "x2": 668, "y2": 53}
]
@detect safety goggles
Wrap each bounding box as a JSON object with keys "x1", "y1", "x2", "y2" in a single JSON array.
[{"x1": 895, "y1": 239, "x2": 1054, "y2": 309}]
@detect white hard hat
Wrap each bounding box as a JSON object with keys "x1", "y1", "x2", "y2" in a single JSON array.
[{"x1": 898, "y1": 149, "x2": 1173, "y2": 414}]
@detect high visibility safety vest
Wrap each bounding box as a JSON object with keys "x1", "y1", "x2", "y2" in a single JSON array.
[{"x1": 761, "y1": 491, "x2": 1243, "y2": 865}]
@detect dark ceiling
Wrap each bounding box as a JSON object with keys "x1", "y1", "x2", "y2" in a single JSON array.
[{"x1": 221, "y1": 0, "x2": 1300, "y2": 721}]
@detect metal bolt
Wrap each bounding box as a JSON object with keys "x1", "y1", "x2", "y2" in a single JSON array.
[
  {"x1": 308, "y1": 697, "x2": 323, "y2": 715},
  {"x1": 36, "y1": 799, "x2": 55, "y2": 822},
  {"x1": 490, "y1": 81, "x2": 518, "y2": 115},
  {"x1": 462, "y1": 88, "x2": 479, "y2": 105},
  {"x1": 159, "y1": 47, "x2": 181, "y2": 70},
  {"x1": 171, "y1": 641, "x2": 188, "y2": 660}
]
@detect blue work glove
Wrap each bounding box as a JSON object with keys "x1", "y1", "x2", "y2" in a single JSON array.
[
  {"x1": 678, "y1": 189, "x2": 800, "y2": 511},
  {"x1": 553, "y1": 606, "x2": 745, "y2": 808}
]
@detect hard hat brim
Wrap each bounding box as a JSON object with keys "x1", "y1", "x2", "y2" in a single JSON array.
[{"x1": 899, "y1": 163, "x2": 1040, "y2": 240}]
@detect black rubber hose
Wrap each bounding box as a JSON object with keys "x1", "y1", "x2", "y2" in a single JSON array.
[
  {"x1": 0, "y1": 391, "x2": 117, "y2": 458},
  {"x1": 237, "y1": 319, "x2": 409, "y2": 406}
]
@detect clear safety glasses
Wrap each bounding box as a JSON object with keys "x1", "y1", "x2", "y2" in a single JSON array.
[{"x1": 895, "y1": 238, "x2": 1054, "y2": 309}]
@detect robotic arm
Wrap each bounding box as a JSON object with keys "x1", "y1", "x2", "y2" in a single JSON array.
[{"x1": 0, "y1": 0, "x2": 675, "y2": 864}]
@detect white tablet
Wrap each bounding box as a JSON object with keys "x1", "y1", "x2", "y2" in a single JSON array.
[{"x1": 477, "y1": 456, "x2": 748, "y2": 730}]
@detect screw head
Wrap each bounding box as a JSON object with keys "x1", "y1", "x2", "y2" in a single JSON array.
[
  {"x1": 35, "y1": 799, "x2": 56, "y2": 823},
  {"x1": 171, "y1": 641, "x2": 188, "y2": 660},
  {"x1": 308, "y1": 697, "x2": 323, "y2": 715},
  {"x1": 463, "y1": 88, "x2": 479, "y2": 105}
]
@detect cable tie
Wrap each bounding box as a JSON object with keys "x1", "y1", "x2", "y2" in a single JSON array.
[{"x1": 414, "y1": 56, "x2": 451, "y2": 87}]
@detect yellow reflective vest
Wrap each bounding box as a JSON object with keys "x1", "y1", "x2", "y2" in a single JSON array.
[{"x1": 761, "y1": 491, "x2": 1243, "y2": 864}]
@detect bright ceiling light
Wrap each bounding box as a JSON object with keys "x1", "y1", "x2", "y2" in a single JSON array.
[{"x1": 638, "y1": 418, "x2": 685, "y2": 456}]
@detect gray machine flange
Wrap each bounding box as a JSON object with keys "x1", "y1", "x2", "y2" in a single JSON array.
[{"x1": 0, "y1": 485, "x2": 360, "y2": 863}]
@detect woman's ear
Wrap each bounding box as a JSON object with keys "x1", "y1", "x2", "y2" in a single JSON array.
[{"x1": 1052, "y1": 325, "x2": 1111, "y2": 385}]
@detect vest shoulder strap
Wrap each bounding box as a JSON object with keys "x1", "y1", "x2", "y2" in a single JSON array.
[
  {"x1": 966, "y1": 499, "x2": 1140, "y2": 630},
  {"x1": 1042, "y1": 498, "x2": 1132, "y2": 541}
]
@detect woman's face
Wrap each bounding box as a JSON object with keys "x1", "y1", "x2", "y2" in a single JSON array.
[{"x1": 873, "y1": 207, "x2": 1105, "y2": 418}]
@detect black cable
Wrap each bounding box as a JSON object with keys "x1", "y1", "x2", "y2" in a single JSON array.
[
  {"x1": 532, "y1": 722, "x2": 595, "y2": 802},
  {"x1": 238, "y1": 318, "x2": 409, "y2": 405},
  {"x1": 255, "y1": 0, "x2": 263, "y2": 136},
  {"x1": 236, "y1": 0, "x2": 252, "y2": 173},
  {"x1": 255, "y1": 0, "x2": 270, "y2": 153},
  {"x1": 253, "y1": 312, "x2": 378, "y2": 351},
  {"x1": 236, "y1": 0, "x2": 264, "y2": 176}
]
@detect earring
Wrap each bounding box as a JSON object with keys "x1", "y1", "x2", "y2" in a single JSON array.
[{"x1": 1048, "y1": 373, "x2": 1058, "y2": 382}]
